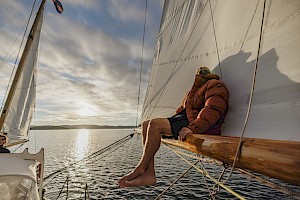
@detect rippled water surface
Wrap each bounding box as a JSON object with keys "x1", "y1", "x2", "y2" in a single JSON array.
[{"x1": 20, "y1": 129, "x2": 299, "y2": 199}]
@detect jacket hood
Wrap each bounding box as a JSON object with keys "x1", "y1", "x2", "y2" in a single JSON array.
[{"x1": 192, "y1": 74, "x2": 220, "y2": 90}]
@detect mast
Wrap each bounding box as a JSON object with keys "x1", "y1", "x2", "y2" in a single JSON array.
[{"x1": 0, "y1": 0, "x2": 46, "y2": 131}]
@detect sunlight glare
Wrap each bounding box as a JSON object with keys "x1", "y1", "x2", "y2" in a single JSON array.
[
  {"x1": 75, "y1": 129, "x2": 90, "y2": 160},
  {"x1": 78, "y1": 104, "x2": 96, "y2": 117}
]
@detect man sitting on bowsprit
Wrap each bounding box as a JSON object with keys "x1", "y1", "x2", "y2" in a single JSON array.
[{"x1": 118, "y1": 67, "x2": 229, "y2": 188}]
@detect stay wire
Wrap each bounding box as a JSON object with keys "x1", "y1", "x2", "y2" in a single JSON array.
[
  {"x1": 136, "y1": 0, "x2": 148, "y2": 127},
  {"x1": 43, "y1": 133, "x2": 134, "y2": 182},
  {"x1": 154, "y1": 160, "x2": 199, "y2": 200},
  {"x1": 0, "y1": 0, "x2": 37, "y2": 112},
  {"x1": 55, "y1": 176, "x2": 69, "y2": 200},
  {"x1": 0, "y1": 23, "x2": 26, "y2": 67},
  {"x1": 198, "y1": 159, "x2": 216, "y2": 199},
  {"x1": 44, "y1": 136, "x2": 133, "y2": 195},
  {"x1": 161, "y1": 140, "x2": 299, "y2": 199},
  {"x1": 163, "y1": 143, "x2": 246, "y2": 200},
  {"x1": 208, "y1": 0, "x2": 222, "y2": 80},
  {"x1": 85, "y1": 135, "x2": 133, "y2": 165},
  {"x1": 43, "y1": 135, "x2": 133, "y2": 188}
]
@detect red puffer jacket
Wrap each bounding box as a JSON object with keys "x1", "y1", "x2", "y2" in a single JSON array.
[{"x1": 176, "y1": 74, "x2": 229, "y2": 135}]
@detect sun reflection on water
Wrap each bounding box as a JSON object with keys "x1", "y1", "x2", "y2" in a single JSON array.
[{"x1": 75, "y1": 129, "x2": 90, "y2": 161}]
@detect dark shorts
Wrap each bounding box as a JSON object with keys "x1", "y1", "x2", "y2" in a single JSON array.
[{"x1": 167, "y1": 110, "x2": 189, "y2": 140}]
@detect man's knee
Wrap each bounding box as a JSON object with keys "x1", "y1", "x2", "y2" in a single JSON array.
[{"x1": 148, "y1": 118, "x2": 169, "y2": 133}]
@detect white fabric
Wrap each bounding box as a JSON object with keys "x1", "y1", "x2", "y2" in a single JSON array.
[
  {"x1": 0, "y1": 156, "x2": 38, "y2": 180},
  {"x1": 0, "y1": 156, "x2": 39, "y2": 199},
  {"x1": 141, "y1": 0, "x2": 300, "y2": 141},
  {"x1": 3, "y1": 11, "x2": 42, "y2": 144},
  {"x1": 0, "y1": 177, "x2": 39, "y2": 200}
]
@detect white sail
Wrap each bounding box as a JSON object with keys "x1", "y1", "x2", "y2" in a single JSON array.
[
  {"x1": 1, "y1": 4, "x2": 42, "y2": 144},
  {"x1": 142, "y1": 0, "x2": 300, "y2": 142},
  {"x1": 0, "y1": 1, "x2": 48, "y2": 199}
]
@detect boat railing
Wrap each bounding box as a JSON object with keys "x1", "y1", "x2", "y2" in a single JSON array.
[{"x1": 50, "y1": 175, "x2": 91, "y2": 200}]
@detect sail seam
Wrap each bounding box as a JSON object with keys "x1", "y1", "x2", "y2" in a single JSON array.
[{"x1": 145, "y1": 0, "x2": 209, "y2": 120}]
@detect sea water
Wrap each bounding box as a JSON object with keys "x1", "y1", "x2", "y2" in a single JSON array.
[{"x1": 17, "y1": 129, "x2": 299, "y2": 200}]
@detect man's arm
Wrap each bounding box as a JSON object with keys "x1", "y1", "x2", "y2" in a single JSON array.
[
  {"x1": 187, "y1": 80, "x2": 229, "y2": 134},
  {"x1": 176, "y1": 92, "x2": 189, "y2": 114}
]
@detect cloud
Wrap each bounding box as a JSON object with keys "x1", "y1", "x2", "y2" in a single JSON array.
[
  {"x1": 0, "y1": 1, "x2": 163, "y2": 126},
  {"x1": 108, "y1": 0, "x2": 147, "y2": 23}
]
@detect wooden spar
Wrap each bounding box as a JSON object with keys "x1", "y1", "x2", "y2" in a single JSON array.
[
  {"x1": 162, "y1": 135, "x2": 300, "y2": 186},
  {"x1": 4, "y1": 139, "x2": 29, "y2": 148},
  {"x1": 0, "y1": 0, "x2": 46, "y2": 131}
]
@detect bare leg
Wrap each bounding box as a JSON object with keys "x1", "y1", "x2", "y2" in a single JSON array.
[
  {"x1": 118, "y1": 118, "x2": 172, "y2": 187},
  {"x1": 118, "y1": 120, "x2": 150, "y2": 183}
]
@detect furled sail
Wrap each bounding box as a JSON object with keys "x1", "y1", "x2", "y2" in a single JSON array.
[
  {"x1": 141, "y1": 0, "x2": 300, "y2": 142},
  {"x1": 0, "y1": 0, "x2": 44, "y2": 145}
]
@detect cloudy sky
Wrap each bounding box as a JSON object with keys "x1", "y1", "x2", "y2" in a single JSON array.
[{"x1": 0, "y1": 0, "x2": 163, "y2": 126}]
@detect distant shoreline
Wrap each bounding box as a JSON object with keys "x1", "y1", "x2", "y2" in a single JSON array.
[{"x1": 30, "y1": 125, "x2": 136, "y2": 130}]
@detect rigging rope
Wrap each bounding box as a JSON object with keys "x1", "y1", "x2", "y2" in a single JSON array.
[
  {"x1": 43, "y1": 133, "x2": 134, "y2": 183},
  {"x1": 0, "y1": 24, "x2": 26, "y2": 68},
  {"x1": 55, "y1": 176, "x2": 69, "y2": 200},
  {"x1": 162, "y1": 140, "x2": 300, "y2": 199},
  {"x1": 198, "y1": 159, "x2": 217, "y2": 199},
  {"x1": 0, "y1": 0, "x2": 37, "y2": 114},
  {"x1": 219, "y1": 0, "x2": 267, "y2": 184},
  {"x1": 154, "y1": 160, "x2": 199, "y2": 200},
  {"x1": 136, "y1": 0, "x2": 148, "y2": 127},
  {"x1": 163, "y1": 143, "x2": 246, "y2": 200},
  {"x1": 238, "y1": 169, "x2": 300, "y2": 199},
  {"x1": 83, "y1": 134, "x2": 134, "y2": 166},
  {"x1": 208, "y1": 0, "x2": 222, "y2": 80}
]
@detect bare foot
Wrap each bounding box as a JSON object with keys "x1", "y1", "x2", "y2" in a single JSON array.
[
  {"x1": 118, "y1": 168, "x2": 144, "y2": 185},
  {"x1": 120, "y1": 170, "x2": 156, "y2": 188}
]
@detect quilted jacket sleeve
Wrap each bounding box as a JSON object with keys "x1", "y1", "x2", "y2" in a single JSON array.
[
  {"x1": 187, "y1": 80, "x2": 229, "y2": 134},
  {"x1": 175, "y1": 92, "x2": 189, "y2": 114}
]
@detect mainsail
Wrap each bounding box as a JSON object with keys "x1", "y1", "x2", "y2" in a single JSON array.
[
  {"x1": 0, "y1": 0, "x2": 44, "y2": 145},
  {"x1": 141, "y1": 0, "x2": 300, "y2": 186}
]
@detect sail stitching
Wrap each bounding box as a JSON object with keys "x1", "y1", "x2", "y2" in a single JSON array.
[
  {"x1": 140, "y1": 0, "x2": 189, "y2": 120},
  {"x1": 158, "y1": 0, "x2": 189, "y2": 38},
  {"x1": 145, "y1": 0, "x2": 209, "y2": 120},
  {"x1": 141, "y1": 0, "x2": 193, "y2": 120}
]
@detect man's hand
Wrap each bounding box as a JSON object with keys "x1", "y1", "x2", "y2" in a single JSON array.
[{"x1": 178, "y1": 127, "x2": 193, "y2": 141}]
